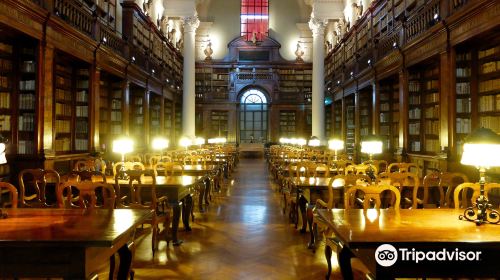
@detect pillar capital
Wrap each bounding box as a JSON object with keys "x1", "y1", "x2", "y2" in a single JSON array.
[
  {"x1": 182, "y1": 15, "x2": 200, "y2": 33},
  {"x1": 308, "y1": 17, "x2": 328, "y2": 36}
]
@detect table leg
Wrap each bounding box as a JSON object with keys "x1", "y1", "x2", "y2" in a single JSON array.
[
  {"x1": 298, "y1": 196, "x2": 307, "y2": 233},
  {"x1": 294, "y1": 191, "x2": 300, "y2": 229},
  {"x1": 307, "y1": 207, "x2": 315, "y2": 250},
  {"x1": 116, "y1": 242, "x2": 133, "y2": 280},
  {"x1": 182, "y1": 195, "x2": 193, "y2": 231},
  {"x1": 198, "y1": 183, "x2": 206, "y2": 213},
  {"x1": 337, "y1": 244, "x2": 354, "y2": 280},
  {"x1": 171, "y1": 202, "x2": 183, "y2": 246},
  {"x1": 325, "y1": 243, "x2": 332, "y2": 279},
  {"x1": 204, "y1": 178, "x2": 211, "y2": 204}
]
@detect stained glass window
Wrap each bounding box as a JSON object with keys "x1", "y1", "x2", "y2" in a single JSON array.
[{"x1": 241, "y1": 0, "x2": 269, "y2": 42}]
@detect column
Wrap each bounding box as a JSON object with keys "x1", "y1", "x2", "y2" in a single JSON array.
[
  {"x1": 181, "y1": 15, "x2": 200, "y2": 139},
  {"x1": 309, "y1": 16, "x2": 328, "y2": 142}
]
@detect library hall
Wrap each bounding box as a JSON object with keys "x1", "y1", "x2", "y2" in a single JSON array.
[{"x1": 1, "y1": 0, "x2": 500, "y2": 279}]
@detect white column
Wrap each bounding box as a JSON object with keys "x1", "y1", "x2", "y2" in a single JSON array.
[
  {"x1": 181, "y1": 15, "x2": 200, "y2": 139},
  {"x1": 309, "y1": 17, "x2": 327, "y2": 143}
]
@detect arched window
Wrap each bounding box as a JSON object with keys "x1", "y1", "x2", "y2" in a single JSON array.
[
  {"x1": 241, "y1": 0, "x2": 269, "y2": 42},
  {"x1": 239, "y1": 89, "x2": 268, "y2": 143}
]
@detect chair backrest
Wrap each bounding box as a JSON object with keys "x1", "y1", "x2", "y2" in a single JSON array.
[
  {"x1": 345, "y1": 164, "x2": 378, "y2": 176},
  {"x1": 387, "y1": 162, "x2": 418, "y2": 174},
  {"x1": 57, "y1": 181, "x2": 116, "y2": 209},
  {"x1": 313, "y1": 163, "x2": 330, "y2": 178},
  {"x1": 0, "y1": 182, "x2": 18, "y2": 208},
  {"x1": 125, "y1": 154, "x2": 143, "y2": 163},
  {"x1": 453, "y1": 182, "x2": 500, "y2": 209},
  {"x1": 112, "y1": 161, "x2": 145, "y2": 177},
  {"x1": 153, "y1": 162, "x2": 184, "y2": 177},
  {"x1": 122, "y1": 169, "x2": 161, "y2": 208},
  {"x1": 378, "y1": 172, "x2": 420, "y2": 208},
  {"x1": 18, "y1": 168, "x2": 60, "y2": 207},
  {"x1": 74, "y1": 158, "x2": 106, "y2": 174},
  {"x1": 184, "y1": 155, "x2": 205, "y2": 165},
  {"x1": 323, "y1": 177, "x2": 346, "y2": 209},
  {"x1": 332, "y1": 159, "x2": 354, "y2": 174},
  {"x1": 67, "y1": 170, "x2": 107, "y2": 183},
  {"x1": 344, "y1": 184, "x2": 401, "y2": 209},
  {"x1": 295, "y1": 161, "x2": 317, "y2": 179},
  {"x1": 423, "y1": 171, "x2": 468, "y2": 208}
]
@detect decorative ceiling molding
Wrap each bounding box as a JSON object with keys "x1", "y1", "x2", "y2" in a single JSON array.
[{"x1": 310, "y1": 0, "x2": 343, "y2": 20}]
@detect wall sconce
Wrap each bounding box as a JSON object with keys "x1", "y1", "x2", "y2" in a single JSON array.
[
  {"x1": 295, "y1": 42, "x2": 304, "y2": 62},
  {"x1": 328, "y1": 139, "x2": 344, "y2": 161},
  {"x1": 204, "y1": 40, "x2": 213, "y2": 61},
  {"x1": 459, "y1": 127, "x2": 500, "y2": 225}
]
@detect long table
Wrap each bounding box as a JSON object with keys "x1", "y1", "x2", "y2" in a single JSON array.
[
  {"x1": 108, "y1": 175, "x2": 205, "y2": 246},
  {"x1": 0, "y1": 208, "x2": 151, "y2": 279},
  {"x1": 317, "y1": 208, "x2": 500, "y2": 279}
]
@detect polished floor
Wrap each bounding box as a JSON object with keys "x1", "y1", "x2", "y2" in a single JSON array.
[{"x1": 126, "y1": 157, "x2": 339, "y2": 279}]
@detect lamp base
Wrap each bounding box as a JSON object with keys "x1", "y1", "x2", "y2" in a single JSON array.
[{"x1": 459, "y1": 195, "x2": 500, "y2": 225}]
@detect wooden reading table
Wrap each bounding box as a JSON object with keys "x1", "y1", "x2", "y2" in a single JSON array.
[{"x1": 0, "y1": 208, "x2": 151, "y2": 279}]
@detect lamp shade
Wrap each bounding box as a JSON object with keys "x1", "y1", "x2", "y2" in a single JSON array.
[
  {"x1": 297, "y1": 138, "x2": 307, "y2": 146},
  {"x1": 152, "y1": 137, "x2": 169, "y2": 150},
  {"x1": 179, "y1": 137, "x2": 192, "y2": 147},
  {"x1": 328, "y1": 139, "x2": 344, "y2": 150},
  {"x1": 308, "y1": 139, "x2": 320, "y2": 147},
  {"x1": 195, "y1": 137, "x2": 205, "y2": 146},
  {"x1": 461, "y1": 128, "x2": 500, "y2": 168},
  {"x1": 361, "y1": 135, "x2": 383, "y2": 155},
  {"x1": 112, "y1": 138, "x2": 134, "y2": 154}
]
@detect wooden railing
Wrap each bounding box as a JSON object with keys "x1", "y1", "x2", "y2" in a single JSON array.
[
  {"x1": 325, "y1": 0, "x2": 474, "y2": 83},
  {"x1": 54, "y1": 0, "x2": 93, "y2": 37},
  {"x1": 99, "y1": 23, "x2": 126, "y2": 56}
]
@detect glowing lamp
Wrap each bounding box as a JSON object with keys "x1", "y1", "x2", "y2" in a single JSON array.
[
  {"x1": 195, "y1": 137, "x2": 205, "y2": 147},
  {"x1": 459, "y1": 128, "x2": 500, "y2": 225},
  {"x1": 179, "y1": 137, "x2": 192, "y2": 150},
  {"x1": 112, "y1": 138, "x2": 134, "y2": 161},
  {"x1": 308, "y1": 139, "x2": 320, "y2": 147},
  {"x1": 328, "y1": 139, "x2": 344, "y2": 160},
  {"x1": 152, "y1": 137, "x2": 169, "y2": 151}
]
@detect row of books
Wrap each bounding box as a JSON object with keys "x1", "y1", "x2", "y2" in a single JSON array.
[
  {"x1": 76, "y1": 105, "x2": 88, "y2": 117},
  {"x1": 75, "y1": 139, "x2": 89, "y2": 151},
  {"x1": 478, "y1": 94, "x2": 500, "y2": 112},
  {"x1": 76, "y1": 90, "x2": 88, "y2": 102},
  {"x1": 110, "y1": 124, "x2": 122, "y2": 134},
  {"x1": 110, "y1": 111, "x2": 122, "y2": 121},
  {"x1": 409, "y1": 108, "x2": 421, "y2": 120},
  {"x1": 76, "y1": 120, "x2": 88, "y2": 133},
  {"x1": 0, "y1": 76, "x2": 9, "y2": 88},
  {"x1": 409, "y1": 95, "x2": 421, "y2": 105},
  {"x1": 457, "y1": 52, "x2": 471, "y2": 61},
  {"x1": 456, "y1": 98, "x2": 471, "y2": 113},
  {"x1": 55, "y1": 103, "x2": 72, "y2": 116},
  {"x1": 410, "y1": 141, "x2": 421, "y2": 152},
  {"x1": 19, "y1": 80, "x2": 35, "y2": 91},
  {"x1": 425, "y1": 92, "x2": 439, "y2": 104},
  {"x1": 456, "y1": 118, "x2": 472, "y2": 134},
  {"x1": 478, "y1": 46, "x2": 499, "y2": 59},
  {"x1": 360, "y1": 127, "x2": 370, "y2": 136},
  {"x1": 76, "y1": 80, "x2": 89, "y2": 89},
  {"x1": 21, "y1": 61, "x2": 36, "y2": 73},
  {"x1": 0, "y1": 43, "x2": 13, "y2": 54},
  {"x1": 19, "y1": 113, "x2": 35, "y2": 131},
  {"x1": 456, "y1": 82, "x2": 470, "y2": 95},
  {"x1": 19, "y1": 93, "x2": 35, "y2": 110},
  {"x1": 0, "y1": 92, "x2": 9, "y2": 109},
  {"x1": 55, "y1": 89, "x2": 71, "y2": 101},
  {"x1": 379, "y1": 112, "x2": 400, "y2": 123},
  {"x1": 425, "y1": 139, "x2": 440, "y2": 153},
  {"x1": 0, "y1": 115, "x2": 10, "y2": 131},
  {"x1": 456, "y1": 67, "x2": 471, "y2": 78},
  {"x1": 409, "y1": 123, "x2": 420, "y2": 135},
  {"x1": 18, "y1": 140, "x2": 34, "y2": 155},
  {"x1": 480, "y1": 61, "x2": 500, "y2": 74},
  {"x1": 424, "y1": 120, "x2": 439, "y2": 134},
  {"x1": 424, "y1": 106, "x2": 439, "y2": 118},
  {"x1": 0, "y1": 58, "x2": 12, "y2": 71},
  {"x1": 55, "y1": 120, "x2": 71, "y2": 133},
  {"x1": 54, "y1": 138, "x2": 71, "y2": 152},
  {"x1": 479, "y1": 116, "x2": 500, "y2": 133},
  {"x1": 478, "y1": 78, "x2": 500, "y2": 93},
  {"x1": 56, "y1": 76, "x2": 70, "y2": 87}
]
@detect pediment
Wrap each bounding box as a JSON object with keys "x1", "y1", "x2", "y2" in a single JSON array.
[{"x1": 223, "y1": 36, "x2": 287, "y2": 63}]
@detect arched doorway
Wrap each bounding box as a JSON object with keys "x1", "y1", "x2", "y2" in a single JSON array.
[{"x1": 239, "y1": 88, "x2": 268, "y2": 143}]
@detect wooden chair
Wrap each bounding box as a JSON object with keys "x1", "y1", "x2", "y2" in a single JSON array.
[
  {"x1": 387, "y1": 162, "x2": 419, "y2": 174},
  {"x1": 125, "y1": 154, "x2": 143, "y2": 163},
  {"x1": 119, "y1": 169, "x2": 171, "y2": 255},
  {"x1": 153, "y1": 162, "x2": 184, "y2": 177},
  {"x1": 57, "y1": 181, "x2": 116, "y2": 209},
  {"x1": 422, "y1": 171, "x2": 468, "y2": 208},
  {"x1": 344, "y1": 184, "x2": 401, "y2": 209},
  {"x1": 377, "y1": 172, "x2": 420, "y2": 208},
  {"x1": 18, "y1": 169, "x2": 60, "y2": 208},
  {"x1": 0, "y1": 182, "x2": 18, "y2": 209},
  {"x1": 74, "y1": 158, "x2": 106, "y2": 174},
  {"x1": 362, "y1": 160, "x2": 388, "y2": 174},
  {"x1": 453, "y1": 182, "x2": 500, "y2": 209},
  {"x1": 345, "y1": 163, "x2": 378, "y2": 176},
  {"x1": 184, "y1": 155, "x2": 204, "y2": 165}
]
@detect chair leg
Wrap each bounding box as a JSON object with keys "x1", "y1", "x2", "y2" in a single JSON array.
[
  {"x1": 152, "y1": 224, "x2": 158, "y2": 256},
  {"x1": 325, "y1": 243, "x2": 332, "y2": 279}
]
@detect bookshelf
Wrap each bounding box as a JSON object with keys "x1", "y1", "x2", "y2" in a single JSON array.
[
  {"x1": 54, "y1": 61, "x2": 73, "y2": 153},
  {"x1": 210, "y1": 110, "x2": 228, "y2": 138},
  {"x1": 325, "y1": 105, "x2": 332, "y2": 137},
  {"x1": 455, "y1": 49, "x2": 472, "y2": 158},
  {"x1": 18, "y1": 45, "x2": 37, "y2": 155},
  {"x1": 359, "y1": 87, "x2": 372, "y2": 138},
  {"x1": 379, "y1": 77, "x2": 400, "y2": 152},
  {"x1": 129, "y1": 85, "x2": 144, "y2": 147},
  {"x1": 477, "y1": 44, "x2": 500, "y2": 133},
  {"x1": 277, "y1": 68, "x2": 312, "y2": 102},
  {"x1": 175, "y1": 102, "x2": 181, "y2": 142},
  {"x1": 279, "y1": 110, "x2": 296, "y2": 138},
  {"x1": 345, "y1": 95, "x2": 355, "y2": 159},
  {"x1": 333, "y1": 100, "x2": 342, "y2": 138},
  {"x1": 99, "y1": 75, "x2": 122, "y2": 152},
  {"x1": 407, "y1": 62, "x2": 440, "y2": 154},
  {"x1": 0, "y1": 41, "x2": 13, "y2": 154},
  {"x1": 195, "y1": 66, "x2": 230, "y2": 100},
  {"x1": 164, "y1": 99, "x2": 172, "y2": 140},
  {"x1": 150, "y1": 93, "x2": 161, "y2": 137},
  {"x1": 75, "y1": 68, "x2": 89, "y2": 152}
]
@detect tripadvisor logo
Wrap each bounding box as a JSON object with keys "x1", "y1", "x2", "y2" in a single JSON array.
[{"x1": 375, "y1": 244, "x2": 482, "y2": 267}]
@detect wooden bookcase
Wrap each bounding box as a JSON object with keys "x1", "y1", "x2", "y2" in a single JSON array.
[
  {"x1": 0, "y1": 41, "x2": 13, "y2": 154},
  {"x1": 99, "y1": 74, "x2": 123, "y2": 152},
  {"x1": 175, "y1": 102, "x2": 181, "y2": 142},
  {"x1": 477, "y1": 44, "x2": 500, "y2": 133},
  {"x1": 333, "y1": 100, "x2": 342, "y2": 138},
  {"x1": 129, "y1": 85, "x2": 145, "y2": 147},
  {"x1": 359, "y1": 87, "x2": 372, "y2": 139},
  {"x1": 195, "y1": 66, "x2": 230, "y2": 100},
  {"x1": 325, "y1": 105, "x2": 332, "y2": 138},
  {"x1": 277, "y1": 69, "x2": 312, "y2": 102},
  {"x1": 407, "y1": 62, "x2": 440, "y2": 154},
  {"x1": 150, "y1": 93, "x2": 161, "y2": 137},
  {"x1": 454, "y1": 48, "x2": 472, "y2": 158},
  {"x1": 164, "y1": 99, "x2": 172, "y2": 140},
  {"x1": 379, "y1": 77, "x2": 400, "y2": 153},
  {"x1": 54, "y1": 57, "x2": 91, "y2": 154},
  {"x1": 279, "y1": 110, "x2": 296, "y2": 138},
  {"x1": 345, "y1": 95, "x2": 355, "y2": 159}
]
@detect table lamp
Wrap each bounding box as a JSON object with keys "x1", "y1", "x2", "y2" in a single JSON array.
[
  {"x1": 297, "y1": 138, "x2": 306, "y2": 148},
  {"x1": 459, "y1": 127, "x2": 500, "y2": 225},
  {"x1": 179, "y1": 137, "x2": 192, "y2": 151},
  {"x1": 361, "y1": 135, "x2": 383, "y2": 180},
  {"x1": 152, "y1": 137, "x2": 169, "y2": 155},
  {"x1": 195, "y1": 137, "x2": 205, "y2": 148},
  {"x1": 112, "y1": 137, "x2": 134, "y2": 180},
  {"x1": 328, "y1": 139, "x2": 344, "y2": 161},
  {"x1": 308, "y1": 139, "x2": 320, "y2": 147}
]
